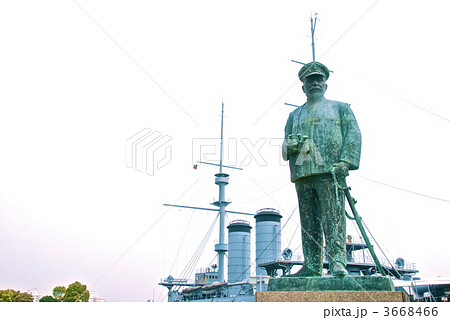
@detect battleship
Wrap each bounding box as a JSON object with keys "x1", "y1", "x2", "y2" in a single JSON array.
[
  {"x1": 158, "y1": 108, "x2": 450, "y2": 301},
  {"x1": 158, "y1": 16, "x2": 450, "y2": 302},
  {"x1": 159, "y1": 96, "x2": 450, "y2": 302},
  {"x1": 158, "y1": 99, "x2": 449, "y2": 302}
]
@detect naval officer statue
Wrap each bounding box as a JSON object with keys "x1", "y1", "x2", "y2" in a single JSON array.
[{"x1": 282, "y1": 62, "x2": 362, "y2": 277}]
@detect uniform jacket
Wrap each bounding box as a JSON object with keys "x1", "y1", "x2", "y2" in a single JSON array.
[{"x1": 283, "y1": 98, "x2": 362, "y2": 182}]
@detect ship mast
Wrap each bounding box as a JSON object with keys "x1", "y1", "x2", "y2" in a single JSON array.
[
  {"x1": 164, "y1": 101, "x2": 249, "y2": 284},
  {"x1": 290, "y1": 13, "x2": 318, "y2": 66},
  {"x1": 310, "y1": 13, "x2": 317, "y2": 62},
  {"x1": 213, "y1": 101, "x2": 230, "y2": 282},
  {"x1": 219, "y1": 100, "x2": 224, "y2": 173}
]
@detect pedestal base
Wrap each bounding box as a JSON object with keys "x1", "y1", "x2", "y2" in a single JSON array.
[
  {"x1": 268, "y1": 276, "x2": 394, "y2": 292},
  {"x1": 255, "y1": 291, "x2": 407, "y2": 302}
]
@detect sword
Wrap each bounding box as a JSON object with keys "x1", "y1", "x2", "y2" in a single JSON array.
[{"x1": 332, "y1": 169, "x2": 402, "y2": 279}]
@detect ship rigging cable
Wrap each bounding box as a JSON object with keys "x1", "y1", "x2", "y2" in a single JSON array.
[
  {"x1": 174, "y1": 214, "x2": 218, "y2": 290},
  {"x1": 234, "y1": 174, "x2": 448, "y2": 215},
  {"x1": 360, "y1": 75, "x2": 450, "y2": 123},
  {"x1": 168, "y1": 212, "x2": 194, "y2": 276},
  {"x1": 355, "y1": 174, "x2": 450, "y2": 203}
]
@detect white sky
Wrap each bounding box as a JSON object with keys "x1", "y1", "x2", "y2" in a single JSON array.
[{"x1": 0, "y1": 0, "x2": 449, "y2": 303}]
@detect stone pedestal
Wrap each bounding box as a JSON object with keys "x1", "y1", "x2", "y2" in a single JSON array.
[
  {"x1": 255, "y1": 276, "x2": 406, "y2": 302},
  {"x1": 256, "y1": 291, "x2": 407, "y2": 302}
]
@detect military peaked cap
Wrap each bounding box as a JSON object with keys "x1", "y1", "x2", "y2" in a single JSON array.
[{"x1": 298, "y1": 62, "x2": 330, "y2": 82}]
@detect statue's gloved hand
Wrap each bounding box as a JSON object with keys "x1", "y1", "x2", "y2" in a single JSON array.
[{"x1": 332, "y1": 162, "x2": 349, "y2": 177}]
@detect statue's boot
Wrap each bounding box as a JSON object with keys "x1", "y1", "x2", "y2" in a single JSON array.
[
  {"x1": 330, "y1": 261, "x2": 348, "y2": 277},
  {"x1": 287, "y1": 265, "x2": 322, "y2": 277}
]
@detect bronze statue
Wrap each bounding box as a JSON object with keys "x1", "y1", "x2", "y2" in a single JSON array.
[{"x1": 282, "y1": 62, "x2": 362, "y2": 277}]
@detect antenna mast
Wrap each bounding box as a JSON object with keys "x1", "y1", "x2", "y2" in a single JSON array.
[
  {"x1": 310, "y1": 13, "x2": 317, "y2": 61},
  {"x1": 219, "y1": 100, "x2": 224, "y2": 173},
  {"x1": 291, "y1": 13, "x2": 321, "y2": 66},
  {"x1": 214, "y1": 100, "x2": 230, "y2": 283}
]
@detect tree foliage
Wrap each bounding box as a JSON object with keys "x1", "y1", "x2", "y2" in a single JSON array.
[
  {"x1": 63, "y1": 281, "x2": 89, "y2": 302},
  {"x1": 39, "y1": 295, "x2": 58, "y2": 302},
  {"x1": 51, "y1": 281, "x2": 89, "y2": 302},
  {"x1": 52, "y1": 286, "x2": 66, "y2": 302},
  {"x1": 0, "y1": 289, "x2": 33, "y2": 302},
  {"x1": 0, "y1": 281, "x2": 90, "y2": 303}
]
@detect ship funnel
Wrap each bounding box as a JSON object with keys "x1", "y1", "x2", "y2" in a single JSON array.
[
  {"x1": 254, "y1": 208, "x2": 282, "y2": 277},
  {"x1": 227, "y1": 220, "x2": 252, "y2": 283}
]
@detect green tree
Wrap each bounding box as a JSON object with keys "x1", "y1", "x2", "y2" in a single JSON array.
[
  {"x1": 0, "y1": 289, "x2": 14, "y2": 302},
  {"x1": 63, "y1": 281, "x2": 89, "y2": 302},
  {"x1": 0, "y1": 289, "x2": 33, "y2": 302},
  {"x1": 51, "y1": 282, "x2": 89, "y2": 302},
  {"x1": 39, "y1": 295, "x2": 58, "y2": 302},
  {"x1": 52, "y1": 286, "x2": 66, "y2": 302}
]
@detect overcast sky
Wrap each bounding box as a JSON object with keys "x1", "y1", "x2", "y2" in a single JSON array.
[{"x1": 1, "y1": 0, "x2": 449, "y2": 302}]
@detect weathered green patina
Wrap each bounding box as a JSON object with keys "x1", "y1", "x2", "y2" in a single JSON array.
[
  {"x1": 283, "y1": 99, "x2": 361, "y2": 181},
  {"x1": 282, "y1": 62, "x2": 362, "y2": 277}
]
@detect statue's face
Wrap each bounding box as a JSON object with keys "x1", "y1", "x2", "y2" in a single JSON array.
[{"x1": 302, "y1": 74, "x2": 327, "y2": 99}]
